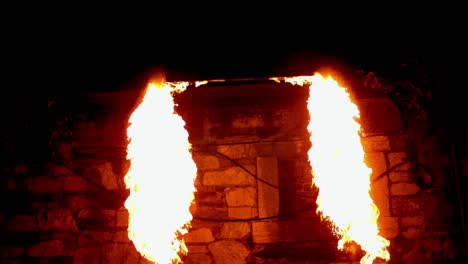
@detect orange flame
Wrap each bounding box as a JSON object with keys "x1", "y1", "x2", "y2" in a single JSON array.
[
  {"x1": 124, "y1": 81, "x2": 197, "y2": 264},
  {"x1": 284, "y1": 74, "x2": 390, "y2": 264}
]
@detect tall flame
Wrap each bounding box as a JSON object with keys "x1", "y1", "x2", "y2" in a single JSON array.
[
  {"x1": 284, "y1": 74, "x2": 390, "y2": 264},
  {"x1": 124, "y1": 81, "x2": 197, "y2": 264}
]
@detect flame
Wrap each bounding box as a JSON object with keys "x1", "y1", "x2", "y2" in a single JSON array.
[
  {"x1": 285, "y1": 74, "x2": 390, "y2": 264},
  {"x1": 124, "y1": 81, "x2": 197, "y2": 264}
]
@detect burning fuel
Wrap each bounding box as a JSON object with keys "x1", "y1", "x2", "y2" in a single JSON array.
[
  {"x1": 124, "y1": 81, "x2": 197, "y2": 264},
  {"x1": 282, "y1": 74, "x2": 390, "y2": 264},
  {"x1": 124, "y1": 73, "x2": 389, "y2": 264}
]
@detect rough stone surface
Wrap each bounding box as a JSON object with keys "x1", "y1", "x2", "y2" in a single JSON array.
[
  {"x1": 112, "y1": 230, "x2": 130, "y2": 242},
  {"x1": 362, "y1": 135, "x2": 391, "y2": 152},
  {"x1": 232, "y1": 115, "x2": 265, "y2": 129},
  {"x1": 74, "y1": 247, "x2": 101, "y2": 264},
  {"x1": 220, "y1": 222, "x2": 251, "y2": 239},
  {"x1": 378, "y1": 216, "x2": 399, "y2": 239},
  {"x1": 388, "y1": 152, "x2": 411, "y2": 170},
  {"x1": 37, "y1": 209, "x2": 79, "y2": 231},
  {"x1": 225, "y1": 187, "x2": 256, "y2": 207},
  {"x1": 184, "y1": 228, "x2": 215, "y2": 243},
  {"x1": 6, "y1": 214, "x2": 37, "y2": 232},
  {"x1": 272, "y1": 141, "x2": 308, "y2": 159},
  {"x1": 101, "y1": 243, "x2": 140, "y2": 264},
  {"x1": 390, "y1": 134, "x2": 409, "y2": 151},
  {"x1": 24, "y1": 176, "x2": 61, "y2": 193},
  {"x1": 392, "y1": 197, "x2": 421, "y2": 216},
  {"x1": 217, "y1": 144, "x2": 256, "y2": 159},
  {"x1": 186, "y1": 245, "x2": 210, "y2": 253},
  {"x1": 401, "y1": 215, "x2": 426, "y2": 227},
  {"x1": 402, "y1": 240, "x2": 432, "y2": 264},
  {"x1": 193, "y1": 155, "x2": 220, "y2": 170},
  {"x1": 203, "y1": 167, "x2": 256, "y2": 186},
  {"x1": 77, "y1": 231, "x2": 114, "y2": 246},
  {"x1": 187, "y1": 253, "x2": 213, "y2": 264},
  {"x1": 116, "y1": 208, "x2": 129, "y2": 228},
  {"x1": 0, "y1": 247, "x2": 25, "y2": 258},
  {"x1": 252, "y1": 222, "x2": 281, "y2": 244},
  {"x1": 358, "y1": 98, "x2": 404, "y2": 134},
  {"x1": 389, "y1": 171, "x2": 412, "y2": 182},
  {"x1": 27, "y1": 240, "x2": 64, "y2": 257},
  {"x1": 228, "y1": 207, "x2": 257, "y2": 219},
  {"x1": 402, "y1": 227, "x2": 423, "y2": 239},
  {"x1": 95, "y1": 162, "x2": 119, "y2": 190},
  {"x1": 193, "y1": 205, "x2": 228, "y2": 219},
  {"x1": 1, "y1": 88, "x2": 457, "y2": 263},
  {"x1": 365, "y1": 152, "x2": 387, "y2": 180},
  {"x1": 208, "y1": 240, "x2": 250, "y2": 264},
  {"x1": 65, "y1": 195, "x2": 94, "y2": 209},
  {"x1": 370, "y1": 175, "x2": 390, "y2": 217},
  {"x1": 391, "y1": 183, "x2": 420, "y2": 196},
  {"x1": 257, "y1": 157, "x2": 279, "y2": 218},
  {"x1": 77, "y1": 209, "x2": 116, "y2": 230},
  {"x1": 62, "y1": 175, "x2": 89, "y2": 192}
]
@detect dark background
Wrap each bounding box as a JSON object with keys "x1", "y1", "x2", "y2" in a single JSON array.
[{"x1": 0, "y1": 8, "x2": 466, "y2": 162}]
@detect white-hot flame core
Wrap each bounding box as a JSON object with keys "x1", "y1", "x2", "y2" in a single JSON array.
[
  {"x1": 124, "y1": 82, "x2": 197, "y2": 264},
  {"x1": 285, "y1": 74, "x2": 390, "y2": 264}
]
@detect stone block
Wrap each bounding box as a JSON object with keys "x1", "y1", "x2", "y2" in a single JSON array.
[
  {"x1": 78, "y1": 231, "x2": 114, "y2": 246},
  {"x1": 184, "y1": 228, "x2": 215, "y2": 243},
  {"x1": 370, "y1": 174, "x2": 390, "y2": 217},
  {"x1": 74, "y1": 247, "x2": 101, "y2": 264},
  {"x1": 193, "y1": 205, "x2": 228, "y2": 219},
  {"x1": 228, "y1": 207, "x2": 257, "y2": 219},
  {"x1": 378, "y1": 216, "x2": 399, "y2": 239},
  {"x1": 37, "y1": 209, "x2": 78, "y2": 231},
  {"x1": 225, "y1": 187, "x2": 256, "y2": 207},
  {"x1": 27, "y1": 240, "x2": 64, "y2": 256},
  {"x1": 76, "y1": 209, "x2": 116, "y2": 230},
  {"x1": 392, "y1": 197, "x2": 421, "y2": 216},
  {"x1": 186, "y1": 245, "x2": 209, "y2": 253},
  {"x1": 101, "y1": 243, "x2": 140, "y2": 264},
  {"x1": 0, "y1": 246, "x2": 25, "y2": 258},
  {"x1": 257, "y1": 157, "x2": 280, "y2": 218},
  {"x1": 220, "y1": 222, "x2": 251, "y2": 239},
  {"x1": 365, "y1": 152, "x2": 387, "y2": 180},
  {"x1": 401, "y1": 215, "x2": 426, "y2": 227},
  {"x1": 358, "y1": 98, "x2": 404, "y2": 134},
  {"x1": 195, "y1": 191, "x2": 224, "y2": 206},
  {"x1": 208, "y1": 240, "x2": 250, "y2": 264},
  {"x1": 62, "y1": 175, "x2": 89, "y2": 192},
  {"x1": 252, "y1": 222, "x2": 280, "y2": 244},
  {"x1": 389, "y1": 171, "x2": 412, "y2": 182},
  {"x1": 112, "y1": 230, "x2": 130, "y2": 242},
  {"x1": 203, "y1": 167, "x2": 256, "y2": 186},
  {"x1": 24, "y1": 176, "x2": 61, "y2": 193},
  {"x1": 193, "y1": 155, "x2": 220, "y2": 170},
  {"x1": 217, "y1": 144, "x2": 256, "y2": 159},
  {"x1": 402, "y1": 227, "x2": 423, "y2": 239},
  {"x1": 388, "y1": 152, "x2": 410, "y2": 171},
  {"x1": 391, "y1": 183, "x2": 420, "y2": 196},
  {"x1": 116, "y1": 209, "x2": 129, "y2": 228},
  {"x1": 186, "y1": 253, "x2": 213, "y2": 264},
  {"x1": 362, "y1": 135, "x2": 391, "y2": 152},
  {"x1": 6, "y1": 214, "x2": 37, "y2": 232},
  {"x1": 390, "y1": 134, "x2": 409, "y2": 151}
]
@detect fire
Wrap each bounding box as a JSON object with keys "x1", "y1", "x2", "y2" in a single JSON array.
[
  {"x1": 124, "y1": 81, "x2": 197, "y2": 264},
  {"x1": 283, "y1": 74, "x2": 390, "y2": 264}
]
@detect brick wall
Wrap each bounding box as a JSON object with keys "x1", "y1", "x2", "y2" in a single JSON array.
[{"x1": 0, "y1": 81, "x2": 459, "y2": 263}]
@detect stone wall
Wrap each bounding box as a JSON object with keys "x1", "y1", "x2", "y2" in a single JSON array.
[{"x1": 1, "y1": 80, "x2": 460, "y2": 263}]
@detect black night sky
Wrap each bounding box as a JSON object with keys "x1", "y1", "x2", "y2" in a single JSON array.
[{"x1": 1, "y1": 8, "x2": 466, "y2": 155}]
